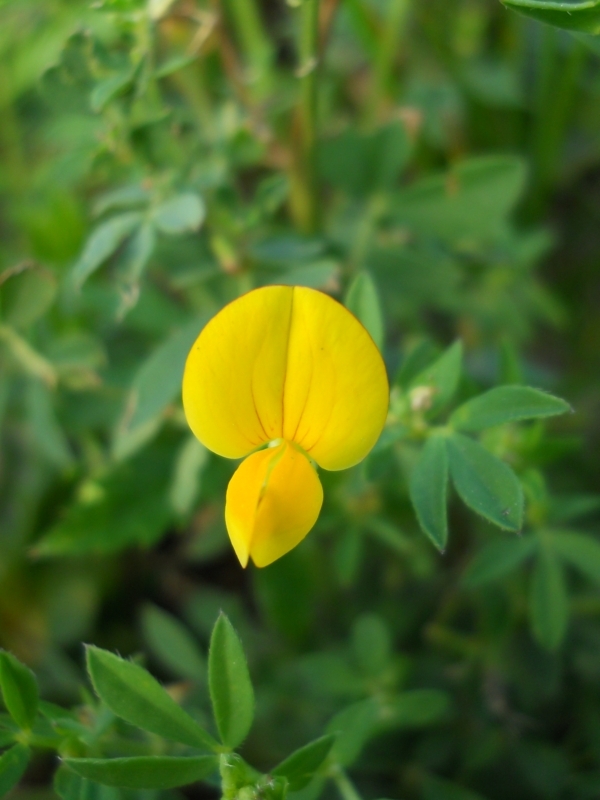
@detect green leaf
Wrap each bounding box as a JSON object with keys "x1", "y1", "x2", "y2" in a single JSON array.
[
  {"x1": 93, "y1": 185, "x2": 150, "y2": 216},
  {"x1": 550, "y1": 531, "x2": 600, "y2": 584},
  {"x1": 410, "y1": 435, "x2": 449, "y2": 551},
  {"x1": 0, "y1": 651, "x2": 39, "y2": 730},
  {"x1": 64, "y1": 756, "x2": 217, "y2": 789},
  {"x1": 272, "y1": 734, "x2": 335, "y2": 791},
  {"x1": 383, "y1": 689, "x2": 449, "y2": 728},
  {"x1": 274, "y1": 260, "x2": 339, "y2": 289},
  {"x1": 169, "y1": 436, "x2": 209, "y2": 516},
  {"x1": 409, "y1": 341, "x2": 463, "y2": 417},
  {"x1": 208, "y1": 613, "x2": 254, "y2": 749},
  {"x1": 54, "y1": 766, "x2": 117, "y2": 800},
  {"x1": 395, "y1": 339, "x2": 438, "y2": 388},
  {"x1": 0, "y1": 744, "x2": 30, "y2": 796},
  {"x1": 85, "y1": 645, "x2": 217, "y2": 749},
  {"x1": 141, "y1": 604, "x2": 206, "y2": 682},
  {"x1": 26, "y1": 380, "x2": 73, "y2": 469},
  {"x1": 115, "y1": 316, "x2": 207, "y2": 454},
  {"x1": 0, "y1": 265, "x2": 57, "y2": 328},
  {"x1": 344, "y1": 272, "x2": 384, "y2": 350},
  {"x1": 90, "y1": 67, "x2": 136, "y2": 112},
  {"x1": 327, "y1": 699, "x2": 380, "y2": 767},
  {"x1": 450, "y1": 386, "x2": 571, "y2": 432},
  {"x1": 422, "y1": 775, "x2": 488, "y2": 800},
  {"x1": 351, "y1": 614, "x2": 391, "y2": 677},
  {"x1": 448, "y1": 434, "x2": 523, "y2": 532},
  {"x1": 34, "y1": 439, "x2": 174, "y2": 556},
  {"x1": 117, "y1": 222, "x2": 156, "y2": 286},
  {"x1": 462, "y1": 536, "x2": 537, "y2": 587},
  {"x1": 0, "y1": 324, "x2": 56, "y2": 386},
  {"x1": 502, "y1": 0, "x2": 600, "y2": 33},
  {"x1": 73, "y1": 212, "x2": 143, "y2": 287},
  {"x1": 529, "y1": 546, "x2": 569, "y2": 650},
  {"x1": 389, "y1": 156, "x2": 527, "y2": 242},
  {"x1": 153, "y1": 194, "x2": 205, "y2": 234},
  {"x1": 318, "y1": 122, "x2": 410, "y2": 196}
]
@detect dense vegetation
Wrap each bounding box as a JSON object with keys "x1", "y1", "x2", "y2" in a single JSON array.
[{"x1": 1, "y1": 0, "x2": 600, "y2": 798}]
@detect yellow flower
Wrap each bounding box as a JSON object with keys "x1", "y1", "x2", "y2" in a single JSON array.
[{"x1": 182, "y1": 285, "x2": 388, "y2": 567}]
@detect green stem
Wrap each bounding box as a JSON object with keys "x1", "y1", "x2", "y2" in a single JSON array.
[
  {"x1": 366, "y1": 0, "x2": 410, "y2": 125},
  {"x1": 332, "y1": 767, "x2": 363, "y2": 800},
  {"x1": 222, "y1": 0, "x2": 273, "y2": 96},
  {"x1": 291, "y1": 0, "x2": 321, "y2": 233}
]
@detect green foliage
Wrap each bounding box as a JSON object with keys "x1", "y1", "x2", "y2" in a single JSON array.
[
  {"x1": 0, "y1": 650, "x2": 39, "y2": 729},
  {"x1": 0, "y1": 744, "x2": 30, "y2": 796},
  {"x1": 0, "y1": 0, "x2": 598, "y2": 797},
  {"x1": 272, "y1": 735, "x2": 335, "y2": 790},
  {"x1": 86, "y1": 645, "x2": 217, "y2": 749},
  {"x1": 208, "y1": 613, "x2": 255, "y2": 749},
  {"x1": 447, "y1": 433, "x2": 524, "y2": 532},
  {"x1": 409, "y1": 435, "x2": 449, "y2": 551},
  {"x1": 64, "y1": 755, "x2": 218, "y2": 789},
  {"x1": 502, "y1": 0, "x2": 600, "y2": 32}
]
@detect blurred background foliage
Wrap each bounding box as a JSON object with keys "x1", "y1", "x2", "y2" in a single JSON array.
[{"x1": 2, "y1": 0, "x2": 600, "y2": 798}]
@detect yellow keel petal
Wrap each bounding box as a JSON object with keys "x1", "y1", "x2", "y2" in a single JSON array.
[{"x1": 225, "y1": 441, "x2": 323, "y2": 568}]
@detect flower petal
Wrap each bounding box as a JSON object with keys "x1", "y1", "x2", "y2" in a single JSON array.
[
  {"x1": 183, "y1": 286, "x2": 293, "y2": 458},
  {"x1": 283, "y1": 287, "x2": 389, "y2": 470},
  {"x1": 183, "y1": 286, "x2": 388, "y2": 469},
  {"x1": 225, "y1": 441, "x2": 323, "y2": 568}
]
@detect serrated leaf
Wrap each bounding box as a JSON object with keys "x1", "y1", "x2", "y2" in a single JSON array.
[
  {"x1": 409, "y1": 341, "x2": 463, "y2": 417},
  {"x1": 64, "y1": 756, "x2": 217, "y2": 789},
  {"x1": 272, "y1": 735, "x2": 335, "y2": 791},
  {"x1": 550, "y1": 530, "x2": 600, "y2": 584},
  {"x1": 0, "y1": 744, "x2": 30, "y2": 796},
  {"x1": 447, "y1": 434, "x2": 523, "y2": 532},
  {"x1": 530, "y1": 546, "x2": 569, "y2": 650},
  {"x1": 502, "y1": 0, "x2": 600, "y2": 33},
  {"x1": 410, "y1": 435, "x2": 449, "y2": 550},
  {"x1": 86, "y1": 646, "x2": 217, "y2": 749},
  {"x1": 450, "y1": 386, "x2": 571, "y2": 432},
  {"x1": 208, "y1": 613, "x2": 254, "y2": 749},
  {"x1": 153, "y1": 194, "x2": 205, "y2": 234},
  {"x1": 72, "y1": 212, "x2": 142, "y2": 287},
  {"x1": 0, "y1": 651, "x2": 39, "y2": 730},
  {"x1": 142, "y1": 604, "x2": 206, "y2": 682},
  {"x1": 344, "y1": 272, "x2": 384, "y2": 350},
  {"x1": 462, "y1": 536, "x2": 537, "y2": 587}
]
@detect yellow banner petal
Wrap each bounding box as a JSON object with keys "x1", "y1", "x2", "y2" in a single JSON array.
[
  {"x1": 183, "y1": 286, "x2": 293, "y2": 458},
  {"x1": 225, "y1": 441, "x2": 323, "y2": 568},
  {"x1": 183, "y1": 286, "x2": 388, "y2": 469},
  {"x1": 283, "y1": 286, "x2": 389, "y2": 470}
]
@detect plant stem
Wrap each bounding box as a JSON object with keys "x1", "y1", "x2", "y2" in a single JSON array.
[
  {"x1": 222, "y1": 0, "x2": 274, "y2": 97},
  {"x1": 332, "y1": 767, "x2": 364, "y2": 800},
  {"x1": 366, "y1": 0, "x2": 411, "y2": 126},
  {"x1": 290, "y1": 0, "x2": 321, "y2": 233}
]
